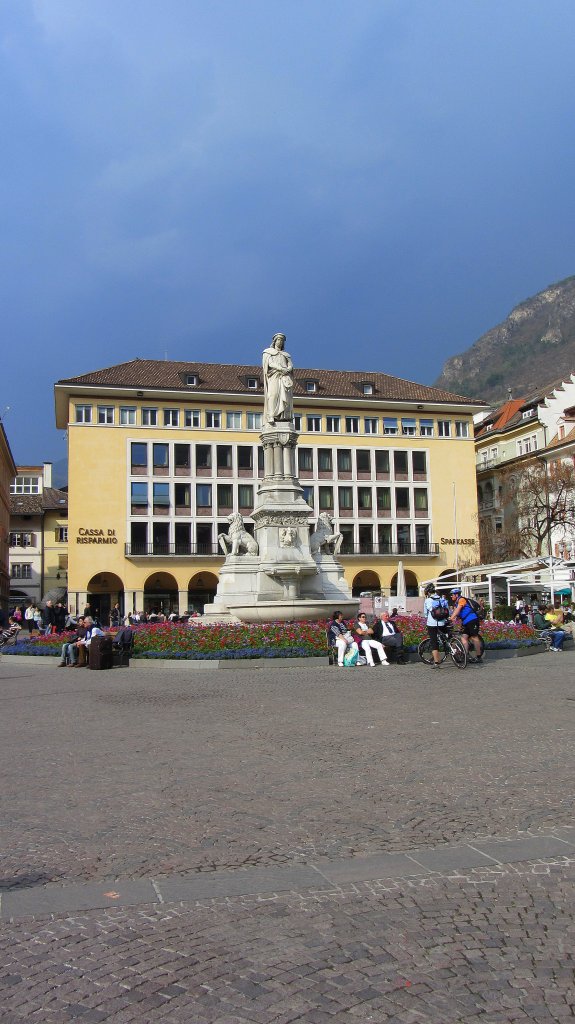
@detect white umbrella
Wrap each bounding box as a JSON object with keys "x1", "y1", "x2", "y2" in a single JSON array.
[{"x1": 395, "y1": 560, "x2": 407, "y2": 608}]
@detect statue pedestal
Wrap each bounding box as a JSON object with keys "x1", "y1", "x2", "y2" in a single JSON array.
[{"x1": 202, "y1": 420, "x2": 357, "y2": 623}]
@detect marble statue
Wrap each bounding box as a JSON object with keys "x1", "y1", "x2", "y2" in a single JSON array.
[
  {"x1": 262, "y1": 333, "x2": 294, "y2": 426},
  {"x1": 310, "y1": 513, "x2": 343, "y2": 556},
  {"x1": 218, "y1": 514, "x2": 259, "y2": 556}
]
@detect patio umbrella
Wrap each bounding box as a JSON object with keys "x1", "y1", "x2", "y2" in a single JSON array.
[{"x1": 395, "y1": 560, "x2": 407, "y2": 607}]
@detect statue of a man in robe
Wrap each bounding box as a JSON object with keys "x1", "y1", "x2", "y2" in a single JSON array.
[{"x1": 262, "y1": 333, "x2": 294, "y2": 427}]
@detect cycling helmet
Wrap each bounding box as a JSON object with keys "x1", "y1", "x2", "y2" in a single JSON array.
[{"x1": 450, "y1": 587, "x2": 462, "y2": 596}]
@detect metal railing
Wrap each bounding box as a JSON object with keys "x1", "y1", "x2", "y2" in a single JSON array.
[{"x1": 125, "y1": 541, "x2": 440, "y2": 558}]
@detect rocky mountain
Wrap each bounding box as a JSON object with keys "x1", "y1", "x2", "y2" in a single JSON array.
[{"x1": 434, "y1": 275, "x2": 575, "y2": 403}]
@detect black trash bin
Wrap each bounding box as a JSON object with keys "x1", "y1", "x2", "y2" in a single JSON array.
[{"x1": 89, "y1": 634, "x2": 113, "y2": 670}]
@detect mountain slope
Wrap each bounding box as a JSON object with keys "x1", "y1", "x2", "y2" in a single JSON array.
[{"x1": 434, "y1": 275, "x2": 575, "y2": 403}]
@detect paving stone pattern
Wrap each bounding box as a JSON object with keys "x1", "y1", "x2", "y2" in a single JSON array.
[{"x1": 0, "y1": 654, "x2": 574, "y2": 1021}]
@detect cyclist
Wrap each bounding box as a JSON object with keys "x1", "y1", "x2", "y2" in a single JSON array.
[
  {"x1": 449, "y1": 587, "x2": 483, "y2": 662},
  {"x1": 423, "y1": 583, "x2": 450, "y2": 669}
]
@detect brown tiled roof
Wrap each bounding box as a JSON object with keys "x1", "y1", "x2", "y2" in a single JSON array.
[
  {"x1": 546, "y1": 424, "x2": 575, "y2": 450},
  {"x1": 57, "y1": 359, "x2": 483, "y2": 407},
  {"x1": 10, "y1": 488, "x2": 68, "y2": 516}
]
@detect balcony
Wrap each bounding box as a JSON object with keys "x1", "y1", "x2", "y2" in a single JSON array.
[
  {"x1": 341, "y1": 543, "x2": 439, "y2": 557},
  {"x1": 124, "y1": 541, "x2": 440, "y2": 558},
  {"x1": 126, "y1": 543, "x2": 222, "y2": 557}
]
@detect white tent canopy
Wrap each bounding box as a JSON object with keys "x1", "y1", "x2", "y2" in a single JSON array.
[{"x1": 421, "y1": 556, "x2": 575, "y2": 608}]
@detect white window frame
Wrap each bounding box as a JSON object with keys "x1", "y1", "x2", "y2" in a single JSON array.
[
  {"x1": 142, "y1": 408, "x2": 158, "y2": 426},
  {"x1": 185, "y1": 409, "x2": 200, "y2": 428},
  {"x1": 455, "y1": 420, "x2": 469, "y2": 438},
  {"x1": 326, "y1": 416, "x2": 340, "y2": 433},
  {"x1": 364, "y1": 417, "x2": 378, "y2": 435},
  {"x1": 362, "y1": 383, "x2": 374, "y2": 396},
  {"x1": 11, "y1": 476, "x2": 41, "y2": 494},
  {"x1": 438, "y1": 420, "x2": 451, "y2": 438},
  {"x1": 163, "y1": 409, "x2": 179, "y2": 427},
  {"x1": 56, "y1": 526, "x2": 68, "y2": 542},
  {"x1": 186, "y1": 374, "x2": 198, "y2": 386},
  {"x1": 247, "y1": 377, "x2": 258, "y2": 390},
  {"x1": 206, "y1": 410, "x2": 221, "y2": 429},
  {"x1": 97, "y1": 406, "x2": 114, "y2": 424},
  {"x1": 226, "y1": 411, "x2": 242, "y2": 430},
  {"x1": 246, "y1": 412, "x2": 263, "y2": 430},
  {"x1": 345, "y1": 416, "x2": 359, "y2": 434},
  {"x1": 293, "y1": 414, "x2": 302, "y2": 431},
  {"x1": 11, "y1": 563, "x2": 32, "y2": 579},
  {"x1": 419, "y1": 421, "x2": 434, "y2": 437},
  {"x1": 75, "y1": 405, "x2": 92, "y2": 424},
  {"x1": 120, "y1": 407, "x2": 137, "y2": 426},
  {"x1": 307, "y1": 415, "x2": 321, "y2": 433},
  {"x1": 305, "y1": 380, "x2": 318, "y2": 393}
]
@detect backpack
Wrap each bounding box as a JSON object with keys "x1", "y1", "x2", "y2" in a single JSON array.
[
  {"x1": 465, "y1": 597, "x2": 485, "y2": 621},
  {"x1": 430, "y1": 596, "x2": 449, "y2": 621},
  {"x1": 343, "y1": 647, "x2": 359, "y2": 667}
]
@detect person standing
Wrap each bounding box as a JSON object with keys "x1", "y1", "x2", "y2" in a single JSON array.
[
  {"x1": 423, "y1": 584, "x2": 449, "y2": 669},
  {"x1": 24, "y1": 603, "x2": 36, "y2": 634},
  {"x1": 43, "y1": 600, "x2": 56, "y2": 636}
]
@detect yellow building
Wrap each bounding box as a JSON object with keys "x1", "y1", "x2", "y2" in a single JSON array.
[{"x1": 55, "y1": 359, "x2": 483, "y2": 620}]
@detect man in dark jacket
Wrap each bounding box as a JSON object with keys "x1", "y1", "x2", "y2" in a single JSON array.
[
  {"x1": 373, "y1": 611, "x2": 406, "y2": 661},
  {"x1": 43, "y1": 600, "x2": 56, "y2": 635}
]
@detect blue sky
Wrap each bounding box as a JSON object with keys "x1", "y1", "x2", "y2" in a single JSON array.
[{"x1": 2, "y1": 0, "x2": 575, "y2": 468}]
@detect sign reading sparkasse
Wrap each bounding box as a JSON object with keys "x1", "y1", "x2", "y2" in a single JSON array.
[
  {"x1": 440, "y1": 537, "x2": 476, "y2": 545},
  {"x1": 76, "y1": 528, "x2": 118, "y2": 545}
]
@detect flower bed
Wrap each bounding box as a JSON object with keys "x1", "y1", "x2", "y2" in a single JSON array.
[{"x1": 2, "y1": 616, "x2": 542, "y2": 661}]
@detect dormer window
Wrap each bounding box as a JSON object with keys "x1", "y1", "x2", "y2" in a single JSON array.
[
  {"x1": 186, "y1": 374, "x2": 198, "y2": 387},
  {"x1": 362, "y1": 382, "x2": 374, "y2": 395},
  {"x1": 522, "y1": 408, "x2": 535, "y2": 419},
  {"x1": 247, "y1": 377, "x2": 259, "y2": 390},
  {"x1": 305, "y1": 380, "x2": 318, "y2": 393}
]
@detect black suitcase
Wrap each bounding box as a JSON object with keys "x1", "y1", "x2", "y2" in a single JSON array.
[{"x1": 89, "y1": 634, "x2": 113, "y2": 670}]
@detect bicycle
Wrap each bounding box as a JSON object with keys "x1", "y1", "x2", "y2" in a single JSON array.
[{"x1": 418, "y1": 624, "x2": 467, "y2": 669}]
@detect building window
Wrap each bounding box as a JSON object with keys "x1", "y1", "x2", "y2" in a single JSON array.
[
  {"x1": 326, "y1": 416, "x2": 340, "y2": 433},
  {"x1": 226, "y1": 411, "x2": 242, "y2": 429},
  {"x1": 338, "y1": 486, "x2": 353, "y2": 510},
  {"x1": 522, "y1": 408, "x2": 535, "y2": 419},
  {"x1": 375, "y1": 450, "x2": 390, "y2": 475},
  {"x1": 75, "y1": 405, "x2": 92, "y2": 424},
  {"x1": 419, "y1": 418, "x2": 434, "y2": 436},
  {"x1": 345, "y1": 416, "x2": 359, "y2": 434},
  {"x1": 163, "y1": 409, "x2": 179, "y2": 427},
  {"x1": 364, "y1": 417, "x2": 378, "y2": 434},
  {"x1": 9, "y1": 532, "x2": 34, "y2": 547},
  {"x1": 412, "y1": 451, "x2": 427, "y2": 477},
  {"x1": 11, "y1": 564, "x2": 32, "y2": 579},
  {"x1": 238, "y1": 484, "x2": 254, "y2": 508},
  {"x1": 376, "y1": 488, "x2": 391, "y2": 511},
  {"x1": 362, "y1": 382, "x2": 374, "y2": 395},
  {"x1": 184, "y1": 409, "x2": 200, "y2": 428},
  {"x1": 298, "y1": 448, "x2": 313, "y2": 472},
  {"x1": 302, "y1": 485, "x2": 314, "y2": 507},
  {"x1": 186, "y1": 374, "x2": 198, "y2": 386},
  {"x1": 174, "y1": 444, "x2": 191, "y2": 472},
  {"x1": 216, "y1": 445, "x2": 233, "y2": 470},
  {"x1": 11, "y1": 476, "x2": 40, "y2": 494},
  {"x1": 394, "y1": 450, "x2": 408, "y2": 477},
  {"x1": 153, "y1": 483, "x2": 170, "y2": 509},
  {"x1": 174, "y1": 483, "x2": 191, "y2": 510},
  {"x1": 401, "y1": 418, "x2": 416, "y2": 436},
  {"x1": 414, "y1": 488, "x2": 429, "y2": 512},
  {"x1": 217, "y1": 483, "x2": 233, "y2": 510},
  {"x1": 206, "y1": 410, "x2": 221, "y2": 429},
  {"x1": 131, "y1": 442, "x2": 147, "y2": 473},
  {"x1": 357, "y1": 487, "x2": 372, "y2": 511},
  {"x1": 318, "y1": 449, "x2": 333, "y2": 472},
  {"x1": 356, "y1": 450, "x2": 371, "y2": 474},
  {"x1": 318, "y1": 486, "x2": 333, "y2": 510},
  {"x1": 438, "y1": 420, "x2": 451, "y2": 437},
  {"x1": 337, "y1": 449, "x2": 352, "y2": 473},
  {"x1": 142, "y1": 407, "x2": 158, "y2": 426},
  {"x1": 490, "y1": 446, "x2": 498, "y2": 459},
  {"x1": 120, "y1": 407, "x2": 137, "y2": 426},
  {"x1": 153, "y1": 443, "x2": 169, "y2": 473},
  {"x1": 307, "y1": 415, "x2": 321, "y2": 432},
  {"x1": 131, "y1": 482, "x2": 148, "y2": 512},
  {"x1": 455, "y1": 420, "x2": 469, "y2": 438},
  {"x1": 397, "y1": 524, "x2": 411, "y2": 552},
  {"x1": 97, "y1": 406, "x2": 114, "y2": 424},
  {"x1": 305, "y1": 380, "x2": 318, "y2": 393},
  {"x1": 196, "y1": 483, "x2": 212, "y2": 508},
  {"x1": 293, "y1": 414, "x2": 302, "y2": 431},
  {"x1": 238, "y1": 446, "x2": 253, "y2": 471},
  {"x1": 196, "y1": 444, "x2": 212, "y2": 470},
  {"x1": 383, "y1": 417, "x2": 398, "y2": 435},
  {"x1": 395, "y1": 488, "x2": 410, "y2": 513},
  {"x1": 247, "y1": 412, "x2": 263, "y2": 430},
  {"x1": 247, "y1": 377, "x2": 259, "y2": 389},
  {"x1": 55, "y1": 526, "x2": 68, "y2": 542}
]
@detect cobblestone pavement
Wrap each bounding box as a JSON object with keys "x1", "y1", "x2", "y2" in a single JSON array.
[{"x1": 0, "y1": 654, "x2": 573, "y2": 1021}]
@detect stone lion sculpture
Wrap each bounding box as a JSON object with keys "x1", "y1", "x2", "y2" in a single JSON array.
[
  {"x1": 218, "y1": 513, "x2": 259, "y2": 556},
  {"x1": 310, "y1": 513, "x2": 343, "y2": 556}
]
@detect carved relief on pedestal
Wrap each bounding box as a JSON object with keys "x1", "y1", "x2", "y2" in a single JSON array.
[{"x1": 279, "y1": 527, "x2": 297, "y2": 548}]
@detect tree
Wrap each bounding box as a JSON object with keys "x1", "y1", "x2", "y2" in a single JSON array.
[{"x1": 499, "y1": 458, "x2": 575, "y2": 557}]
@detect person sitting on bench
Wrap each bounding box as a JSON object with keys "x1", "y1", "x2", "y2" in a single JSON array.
[
  {"x1": 372, "y1": 611, "x2": 406, "y2": 661},
  {"x1": 0, "y1": 617, "x2": 22, "y2": 649}
]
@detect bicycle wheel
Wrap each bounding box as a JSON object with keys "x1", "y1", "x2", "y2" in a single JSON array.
[
  {"x1": 448, "y1": 637, "x2": 467, "y2": 669},
  {"x1": 466, "y1": 635, "x2": 485, "y2": 663},
  {"x1": 418, "y1": 637, "x2": 447, "y2": 665}
]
